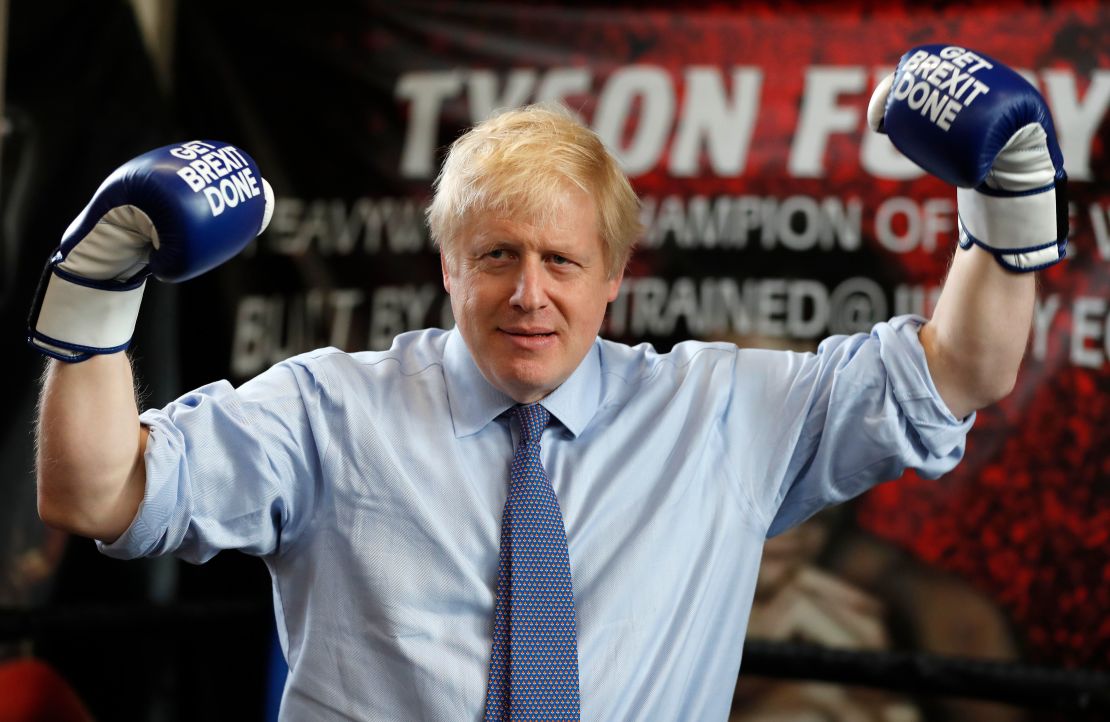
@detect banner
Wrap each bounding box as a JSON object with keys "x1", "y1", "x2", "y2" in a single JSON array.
[{"x1": 171, "y1": 0, "x2": 1110, "y2": 711}]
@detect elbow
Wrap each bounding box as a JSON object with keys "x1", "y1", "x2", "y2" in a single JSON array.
[
  {"x1": 38, "y1": 491, "x2": 124, "y2": 543},
  {"x1": 34, "y1": 428, "x2": 147, "y2": 542},
  {"x1": 952, "y1": 354, "x2": 1021, "y2": 415},
  {"x1": 36, "y1": 464, "x2": 92, "y2": 537},
  {"x1": 969, "y1": 366, "x2": 1019, "y2": 409},
  {"x1": 922, "y1": 324, "x2": 1023, "y2": 417},
  {"x1": 36, "y1": 468, "x2": 134, "y2": 543},
  {"x1": 37, "y1": 481, "x2": 81, "y2": 536}
]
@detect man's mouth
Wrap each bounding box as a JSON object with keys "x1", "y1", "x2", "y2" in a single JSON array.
[
  {"x1": 499, "y1": 327, "x2": 557, "y2": 347},
  {"x1": 501, "y1": 327, "x2": 554, "y2": 337}
]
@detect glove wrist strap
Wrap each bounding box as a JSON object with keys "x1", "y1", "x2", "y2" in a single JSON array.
[
  {"x1": 956, "y1": 184, "x2": 1066, "y2": 272},
  {"x1": 28, "y1": 268, "x2": 147, "y2": 362}
]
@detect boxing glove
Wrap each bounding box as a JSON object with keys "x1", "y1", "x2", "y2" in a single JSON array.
[
  {"x1": 868, "y1": 44, "x2": 1068, "y2": 272},
  {"x1": 27, "y1": 140, "x2": 274, "y2": 361}
]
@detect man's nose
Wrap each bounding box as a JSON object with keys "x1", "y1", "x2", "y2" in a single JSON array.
[{"x1": 509, "y1": 258, "x2": 548, "y2": 312}]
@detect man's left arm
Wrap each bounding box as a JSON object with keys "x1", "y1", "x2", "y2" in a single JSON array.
[
  {"x1": 870, "y1": 45, "x2": 1069, "y2": 421},
  {"x1": 920, "y1": 245, "x2": 1034, "y2": 420}
]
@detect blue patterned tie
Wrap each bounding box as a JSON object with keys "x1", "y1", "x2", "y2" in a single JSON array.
[{"x1": 484, "y1": 403, "x2": 581, "y2": 721}]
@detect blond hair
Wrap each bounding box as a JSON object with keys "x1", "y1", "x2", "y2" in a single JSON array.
[{"x1": 427, "y1": 104, "x2": 642, "y2": 278}]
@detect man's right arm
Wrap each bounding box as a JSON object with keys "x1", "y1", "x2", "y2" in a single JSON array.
[
  {"x1": 28, "y1": 141, "x2": 273, "y2": 543},
  {"x1": 36, "y1": 354, "x2": 148, "y2": 543}
]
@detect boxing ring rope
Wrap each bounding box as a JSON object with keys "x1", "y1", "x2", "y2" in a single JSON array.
[
  {"x1": 2, "y1": 602, "x2": 1107, "y2": 714},
  {"x1": 741, "y1": 639, "x2": 1110, "y2": 714}
]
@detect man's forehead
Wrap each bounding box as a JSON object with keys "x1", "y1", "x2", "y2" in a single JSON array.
[
  {"x1": 474, "y1": 215, "x2": 571, "y2": 238},
  {"x1": 463, "y1": 199, "x2": 599, "y2": 244}
]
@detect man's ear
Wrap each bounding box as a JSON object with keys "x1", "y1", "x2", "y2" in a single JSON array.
[
  {"x1": 606, "y1": 267, "x2": 624, "y2": 302},
  {"x1": 440, "y1": 251, "x2": 452, "y2": 295}
]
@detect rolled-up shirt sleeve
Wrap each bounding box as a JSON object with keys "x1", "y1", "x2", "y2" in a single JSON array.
[
  {"x1": 725, "y1": 314, "x2": 974, "y2": 537},
  {"x1": 97, "y1": 357, "x2": 330, "y2": 563}
]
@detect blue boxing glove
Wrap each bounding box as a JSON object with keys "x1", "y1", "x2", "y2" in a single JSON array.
[
  {"x1": 868, "y1": 44, "x2": 1067, "y2": 272},
  {"x1": 28, "y1": 140, "x2": 274, "y2": 361}
]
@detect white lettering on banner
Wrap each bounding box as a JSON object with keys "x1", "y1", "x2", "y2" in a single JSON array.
[
  {"x1": 874, "y1": 196, "x2": 955, "y2": 253},
  {"x1": 394, "y1": 65, "x2": 1109, "y2": 180},
  {"x1": 1018, "y1": 293, "x2": 1110, "y2": 369},
  {"x1": 395, "y1": 67, "x2": 596, "y2": 177},
  {"x1": 227, "y1": 281, "x2": 1110, "y2": 377},
  {"x1": 256, "y1": 197, "x2": 431, "y2": 257},
  {"x1": 230, "y1": 285, "x2": 447, "y2": 378},
  {"x1": 1071, "y1": 297, "x2": 1110, "y2": 368},
  {"x1": 640, "y1": 194, "x2": 861, "y2": 251},
  {"x1": 594, "y1": 65, "x2": 675, "y2": 176},
  {"x1": 1090, "y1": 202, "x2": 1110, "y2": 260},
  {"x1": 893, "y1": 284, "x2": 942, "y2": 318},
  {"x1": 232, "y1": 291, "x2": 337, "y2": 378},
  {"x1": 395, "y1": 70, "x2": 464, "y2": 178},
  {"x1": 1043, "y1": 70, "x2": 1110, "y2": 182},
  {"x1": 604, "y1": 276, "x2": 885, "y2": 340},
  {"x1": 1032, "y1": 294, "x2": 1060, "y2": 362},
  {"x1": 670, "y1": 67, "x2": 763, "y2": 177},
  {"x1": 249, "y1": 193, "x2": 1102, "y2": 267},
  {"x1": 395, "y1": 66, "x2": 763, "y2": 179},
  {"x1": 536, "y1": 68, "x2": 592, "y2": 107},
  {"x1": 467, "y1": 69, "x2": 539, "y2": 123},
  {"x1": 466, "y1": 68, "x2": 596, "y2": 124},
  {"x1": 369, "y1": 285, "x2": 439, "y2": 350},
  {"x1": 232, "y1": 289, "x2": 363, "y2": 377},
  {"x1": 789, "y1": 66, "x2": 867, "y2": 178}
]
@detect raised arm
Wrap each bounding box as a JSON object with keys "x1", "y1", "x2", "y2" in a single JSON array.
[
  {"x1": 869, "y1": 45, "x2": 1067, "y2": 419},
  {"x1": 28, "y1": 140, "x2": 273, "y2": 542},
  {"x1": 37, "y1": 355, "x2": 148, "y2": 542},
  {"x1": 920, "y1": 245, "x2": 1035, "y2": 420}
]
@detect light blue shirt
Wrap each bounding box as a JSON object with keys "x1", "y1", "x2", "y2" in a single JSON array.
[{"x1": 100, "y1": 314, "x2": 972, "y2": 721}]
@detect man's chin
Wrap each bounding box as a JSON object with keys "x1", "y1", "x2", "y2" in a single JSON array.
[{"x1": 492, "y1": 364, "x2": 564, "y2": 404}]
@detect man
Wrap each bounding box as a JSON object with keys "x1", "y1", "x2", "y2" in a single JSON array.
[{"x1": 31, "y1": 45, "x2": 1064, "y2": 720}]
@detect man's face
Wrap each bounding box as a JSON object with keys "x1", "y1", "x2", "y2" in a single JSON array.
[{"x1": 442, "y1": 188, "x2": 623, "y2": 404}]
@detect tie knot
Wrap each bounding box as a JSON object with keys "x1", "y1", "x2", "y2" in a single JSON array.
[{"x1": 511, "y1": 403, "x2": 550, "y2": 442}]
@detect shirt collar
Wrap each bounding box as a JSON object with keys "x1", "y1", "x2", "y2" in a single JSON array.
[{"x1": 443, "y1": 328, "x2": 602, "y2": 439}]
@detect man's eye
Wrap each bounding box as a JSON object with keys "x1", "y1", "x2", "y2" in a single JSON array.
[
  {"x1": 487, "y1": 249, "x2": 505, "y2": 259},
  {"x1": 551, "y1": 255, "x2": 570, "y2": 265}
]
